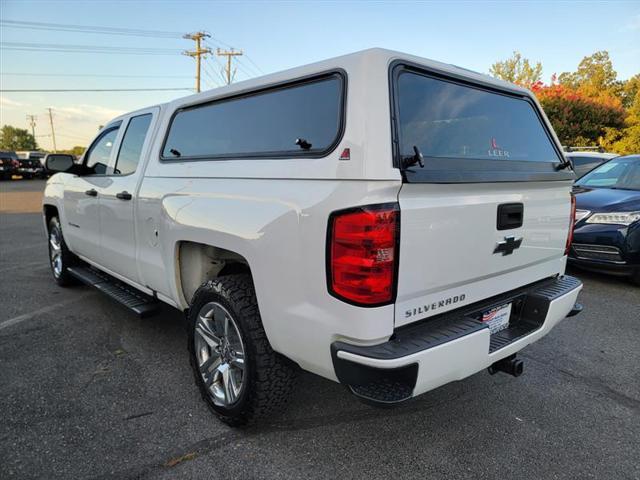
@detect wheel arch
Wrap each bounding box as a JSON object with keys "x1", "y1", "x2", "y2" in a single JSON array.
[
  {"x1": 176, "y1": 240, "x2": 253, "y2": 305},
  {"x1": 43, "y1": 203, "x2": 59, "y2": 229}
]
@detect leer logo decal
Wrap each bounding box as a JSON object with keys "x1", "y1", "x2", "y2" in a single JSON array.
[{"x1": 488, "y1": 137, "x2": 510, "y2": 158}]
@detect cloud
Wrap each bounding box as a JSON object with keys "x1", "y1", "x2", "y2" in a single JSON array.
[
  {"x1": 0, "y1": 96, "x2": 24, "y2": 108},
  {"x1": 42, "y1": 104, "x2": 126, "y2": 149},
  {"x1": 51, "y1": 104, "x2": 125, "y2": 124}
]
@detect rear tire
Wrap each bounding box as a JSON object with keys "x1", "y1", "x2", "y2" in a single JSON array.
[
  {"x1": 631, "y1": 269, "x2": 640, "y2": 286},
  {"x1": 47, "y1": 216, "x2": 79, "y2": 286},
  {"x1": 187, "y1": 274, "x2": 297, "y2": 426}
]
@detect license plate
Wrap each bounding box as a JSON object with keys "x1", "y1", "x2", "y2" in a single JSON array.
[{"x1": 481, "y1": 303, "x2": 512, "y2": 334}]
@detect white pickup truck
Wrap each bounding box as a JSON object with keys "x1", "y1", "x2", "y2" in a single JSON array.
[{"x1": 43, "y1": 48, "x2": 583, "y2": 425}]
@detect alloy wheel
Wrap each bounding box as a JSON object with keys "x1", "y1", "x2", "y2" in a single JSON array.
[
  {"x1": 49, "y1": 227, "x2": 63, "y2": 278},
  {"x1": 194, "y1": 302, "x2": 246, "y2": 406}
]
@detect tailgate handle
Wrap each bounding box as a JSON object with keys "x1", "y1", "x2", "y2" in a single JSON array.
[{"x1": 497, "y1": 203, "x2": 523, "y2": 230}]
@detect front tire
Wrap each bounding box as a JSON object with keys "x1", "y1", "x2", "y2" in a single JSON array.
[
  {"x1": 47, "y1": 216, "x2": 78, "y2": 286},
  {"x1": 187, "y1": 274, "x2": 297, "y2": 426}
]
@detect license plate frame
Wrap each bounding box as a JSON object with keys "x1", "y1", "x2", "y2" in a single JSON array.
[{"x1": 481, "y1": 302, "x2": 512, "y2": 334}]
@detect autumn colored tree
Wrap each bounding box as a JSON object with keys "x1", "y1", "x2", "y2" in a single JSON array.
[
  {"x1": 532, "y1": 83, "x2": 625, "y2": 146},
  {"x1": 490, "y1": 50, "x2": 638, "y2": 153},
  {"x1": 489, "y1": 51, "x2": 542, "y2": 87},
  {"x1": 0, "y1": 125, "x2": 38, "y2": 151}
]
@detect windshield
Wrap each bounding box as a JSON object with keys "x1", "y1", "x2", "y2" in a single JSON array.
[{"x1": 576, "y1": 157, "x2": 640, "y2": 190}]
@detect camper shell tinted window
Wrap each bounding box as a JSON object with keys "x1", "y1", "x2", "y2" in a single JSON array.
[
  {"x1": 391, "y1": 63, "x2": 572, "y2": 183},
  {"x1": 162, "y1": 72, "x2": 345, "y2": 160}
]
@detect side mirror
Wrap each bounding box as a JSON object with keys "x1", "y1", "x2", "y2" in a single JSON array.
[{"x1": 45, "y1": 154, "x2": 75, "y2": 173}]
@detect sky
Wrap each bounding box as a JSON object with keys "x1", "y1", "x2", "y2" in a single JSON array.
[{"x1": 1, "y1": 0, "x2": 639, "y2": 150}]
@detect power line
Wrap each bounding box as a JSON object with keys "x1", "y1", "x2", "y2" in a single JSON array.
[
  {"x1": 243, "y1": 54, "x2": 265, "y2": 75},
  {"x1": 1, "y1": 47, "x2": 181, "y2": 56},
  {"x1": 1, "y1": 88, "x2": 193, "y2": 93},
  {"x1": 204, "y1": 39, "x2": 263, "y2": 77},
  {"x1": 1, "y1": 72, "x2": 191, "y2": 78},
  {"x1": 234, "y1": 58, "x2": 258, "y2": 79},
  {"x1": 0, "y1": 19, "x2": 184, "y2": 38},
  {"x1": 205, "y1": 56, "x2": 227, "y2": 84},
  {"x1": 202, "y1": 63, "x2": 221, "y2": 89},
  {"x1": 56, "y1": 132, "x2": 90, "y2": 141},
  {"x1": 1, "y1": 41, "x2": 183, "y2": 55},
  {"x1": 209, "y1": 53, "x2": 230, "y2": 83}
]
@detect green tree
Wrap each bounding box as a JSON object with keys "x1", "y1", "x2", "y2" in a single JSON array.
[
  {"x1": 0, "y1": 125, "x2": 38, "y2": 150},
  {"x1": 489, "y1": 51, "x2": 543, "y2": 87},
  {"x1": 558, "y1": 51, "x2": 619, "y2": 99},
  {"x1": 58, "y1": 146, "x2": 86, "y2": 157},
  {"x1": 620, "y1": 74, "x2": 640, "y2": 109}
]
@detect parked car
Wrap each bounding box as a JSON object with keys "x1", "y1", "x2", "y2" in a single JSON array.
[
  {"x1": 15, "y1": 151, "x2": 45, "y2": 179},
  {"x1": 16, "y1": 151, "x2": 47, "y2": 178},
  {"x1": 570, "y1": 154, "x2": 640, "y2": 284},
  {"x1": 0, "y1": 151, "x2": 19, "y2": 180},
  {"x1": 42, "y1": 48, "x2": 583, "y2": 426},
  {"x1": 564, "y1": 150, "x2": 618, "y2": 179}
]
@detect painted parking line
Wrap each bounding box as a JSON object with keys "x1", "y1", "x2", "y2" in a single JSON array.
[{"x1": 0, "y1": 294, "x2": 93, "y2": 331}]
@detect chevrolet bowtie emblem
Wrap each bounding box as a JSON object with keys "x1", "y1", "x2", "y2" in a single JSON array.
[{"x1": 494, "y1": 236, "x2": 523, "y2": 256}]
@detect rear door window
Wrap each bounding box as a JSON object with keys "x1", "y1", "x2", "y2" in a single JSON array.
[
  {"x1": 162, "y1": 73, "x2": 344, "y2": 160},
  {"x1": 393, "y1": 67, "x2": 567, "y2": 182},
  {"x1": 112, "y1": 113, "x2": 152, "y2": 175}
]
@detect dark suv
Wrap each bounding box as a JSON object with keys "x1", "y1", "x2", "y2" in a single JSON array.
[
  {"x1": 0, "y1": 151, "x2": 19, "y2": 180},
  {"x1": 16, "y1": 151, "x2": 46, "y2": 179}
]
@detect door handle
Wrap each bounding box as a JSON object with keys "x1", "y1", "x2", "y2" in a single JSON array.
[
  {"x1": 85, "y1": 189, "x2": 98, "y2": 197},
  {"x1": 116, "y1": 191, "x2": 132, "y2": 201}
]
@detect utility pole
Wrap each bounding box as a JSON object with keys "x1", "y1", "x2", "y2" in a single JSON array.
[
  {"x1": 216, "y1": 48, "x2": 243, "y2": 85},
  {"x1": 183, "y1": 32, "x2": 212, "y2": 93},
  {"x1": 26, "y1": 114, "x2": 37, "y2": 140},
  {"x1": 47, "y1": 108, "x2": 57, "y2": 153}
]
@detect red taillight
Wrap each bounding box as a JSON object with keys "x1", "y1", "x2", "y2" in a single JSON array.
[
  {"x1": 327, "y1": 203, "x2": 399, "y2": 306},
  {"x1": 565, "y1": 193, "x2": 576, "y2": 255}
]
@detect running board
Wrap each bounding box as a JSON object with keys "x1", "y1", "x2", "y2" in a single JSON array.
[{"x1": 67, "y1": 266, "x2": 160, "y2": 318}]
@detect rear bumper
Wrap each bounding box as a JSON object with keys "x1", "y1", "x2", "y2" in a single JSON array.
[
  {"x1": 18, "y1": 167, "x2": 44, "y2": 174},
  {"x1": 331, "y1": 275, "x2": 583, "y2": 403}
]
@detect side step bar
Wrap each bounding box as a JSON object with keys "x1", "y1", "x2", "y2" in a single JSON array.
[{"x1": 68, "y1": 265, "x2": 160, "y2": 318}]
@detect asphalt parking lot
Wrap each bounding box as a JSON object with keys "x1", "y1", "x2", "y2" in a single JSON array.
[{"x1": 1, "y1": 179, "x2": 639, "y2": 480}]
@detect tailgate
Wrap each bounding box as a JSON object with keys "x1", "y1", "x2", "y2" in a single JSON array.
[
  {"x1": 395, "y1": 181, "x2": 572, "y2": 326},
  {"x1": 390, "y1": 63, "x2": 574, "y2": 327}
]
